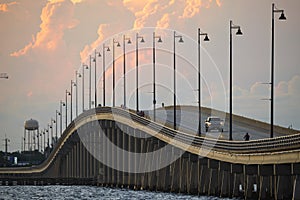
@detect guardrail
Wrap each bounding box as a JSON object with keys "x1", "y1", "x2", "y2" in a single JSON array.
[{"x1": 110, "y1": 107, "x2": 300, "y2": 154}]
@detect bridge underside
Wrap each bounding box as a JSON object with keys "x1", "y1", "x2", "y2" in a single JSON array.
[{"x1": 1, "y1": 117, "x2": 300, "y2": 200}]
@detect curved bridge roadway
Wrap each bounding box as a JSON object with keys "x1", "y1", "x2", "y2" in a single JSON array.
[{"x1": 0, "y1": 107, "x2": 300, "y2": 199}]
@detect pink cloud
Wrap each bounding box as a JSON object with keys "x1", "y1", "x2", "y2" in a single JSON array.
[{"x1": 10, "y1": 0, "x2": 79, "y2": 57}]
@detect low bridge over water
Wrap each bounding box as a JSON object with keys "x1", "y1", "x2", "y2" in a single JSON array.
[{"x1": 1, "y1": 107, "x2": 300, "y2": 199}]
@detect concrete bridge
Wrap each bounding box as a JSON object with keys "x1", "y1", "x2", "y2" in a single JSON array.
[{"x1": 1, "y1": 107, "x2": 300, "y2": 199}]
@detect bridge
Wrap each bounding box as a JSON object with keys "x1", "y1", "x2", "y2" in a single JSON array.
[{"x1": 0, "y1": 107, "x2": 300, "y2": 200}]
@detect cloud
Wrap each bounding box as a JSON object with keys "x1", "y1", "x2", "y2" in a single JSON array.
[
  {"x1": 69, "y1": 0, "x2": 83, "y2": 4},
  {"x1": 216, "y1": 0, "x2": 222, "y2": 7},
  {"x1": 250, "y1": 82, "x2": 270, "y2": 96},
  {"x1": 0, "y1": 2, "x2": 18, "y2": 12},
  {"x1": 276, "y1": 81, "x2": 288, "y2": 96},
  {"x1": 80, "y1": 24, "x2": 110, "y2": 62},
  {"x1": 287, "y1": 75, "x2": 300, "y2": 95},
  {"x1": 156, "y1": 13, "x2": 173, "y2": 29},
  {"x1": 10, "y1": 0, "x2": 79, "y2": 57},
  {"x1": 179, "y1": 0, "x2": 202, "y2": 19},
  {"x1": 122, "y1": 0, "x2": 222, "y2": 29}
]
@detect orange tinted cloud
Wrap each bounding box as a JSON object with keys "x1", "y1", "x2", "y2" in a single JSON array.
[
  {"x1": 123, "y1": 0, "x2": 172, "y2": 29},
  {"x1": 157, "y1": 13, "x2": 173, "y2": 28},
  {"x1": 123, "y1": 0, "x2": 222, "y2": 29},
  {"x1": 11, "y1": 0, "x2": 78, "y2": 57},
  {"x1": 216, "y1": 0, "x2": 222, "y2": 7},
  {"x1": 0, "y1": 2, "x2": 18, "y2": 12},
  {"x1": 48, "y1": 0, "x2": 84, "y2": 4},
  {"x1": 180, "y1": 0, "x2": 202, "y2": 19},
  {"x1": 80, "y1": 24, "x2": 109, "y2": 62}
]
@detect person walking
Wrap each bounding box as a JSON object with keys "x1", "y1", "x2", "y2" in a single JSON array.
[{"x1": 244, "y1": 132, "x2": 250, "y2": 141}]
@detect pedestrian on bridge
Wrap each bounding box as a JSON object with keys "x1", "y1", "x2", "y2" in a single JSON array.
[{"x1": 244, "y1": 132, "x2": 250, "y2": 141}]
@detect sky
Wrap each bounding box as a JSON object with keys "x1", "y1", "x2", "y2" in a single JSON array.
[{"x1": 0, "y1": 0, "x2": 300, "y2": 152}]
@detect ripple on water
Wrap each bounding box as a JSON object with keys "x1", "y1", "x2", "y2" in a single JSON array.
[{"x1": 0, "y1": 185, "x2": 238, "y2": 200}]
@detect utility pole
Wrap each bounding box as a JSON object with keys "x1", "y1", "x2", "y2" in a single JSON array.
[{"x1": 3, "y1": 135, "x2": 10, "y2": 155}]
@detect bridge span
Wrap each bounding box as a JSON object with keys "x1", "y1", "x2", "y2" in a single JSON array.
[{"x1": 1, "y1": 107, "x2": 300, "y2": 199}]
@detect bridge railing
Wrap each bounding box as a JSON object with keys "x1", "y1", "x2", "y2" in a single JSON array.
[{"x1": 107, "y1": 107, "x2": 300, "y2": 154}]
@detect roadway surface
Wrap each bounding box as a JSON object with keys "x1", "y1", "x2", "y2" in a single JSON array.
[{"x1": 145, "y1": 106, "x2": 296, "y2": 141}]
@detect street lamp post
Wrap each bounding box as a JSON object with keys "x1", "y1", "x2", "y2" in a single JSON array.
[
  {"x1": 102, "y1": 44, "x2": 110, "y2": 107},
  {"x1": 60, "y1": 100, "x2": 65, "y2": 137},
  {"x1": 51, "y1": 119, "x2": 55, "y2": 147},
  {"x1": 40, "y1": 132, "x2": 42, "y2": 152},
  {"x1": 93, "y1": 49, "x2": 101, "y2": 107},
  {"x1": 55, "y1": 110, "x2": 60, "y2": 142},
  {"x1": 37, "y1": 132, "x2": 39, "y2": 152},
  {"x1": 112, "y1": 38, "x2": 121, "y2": 107},
  {"x1": 82, "y1": 64, "x2": 89, "y2": 112},
  {"x1": 153, "y1": 32, "x2": 162, "y2": 121},
  {"x1": 229, "y1": 20, "x2": 243, "y2": 141},
  {"x1": 71, "y1": 80, "x2": 75, "y2": 121},
  {"x1": 88, "y1": 56, "x2": 93, "y2": 109},
  {"x1": 75, "y1": 71, "x2": 81, "y2": 116},
  {"x1": 46, "y1": 128, "x2": 49, "y2": 148},
  {"x1": 197, "y1": 28, "x2": 210, "y2": 136},
  {"x1": 173, "y1": 31, "x2": 184, "y2": 130},
  {"x1": 43, "y1": 130, "x2": 46, "y2": 151},
  {"x1": 65, "y1": 90, "x2": 71, "y2": 129},
  {"x1": 123, "y1": 35, "x2": 131, "y2": 108},
  {"x1": 136, "y1": 33, "x2": 145, "y2": 112},
  {"x1": 270, "y1": 3, "x2": 286, "y2": 138}
]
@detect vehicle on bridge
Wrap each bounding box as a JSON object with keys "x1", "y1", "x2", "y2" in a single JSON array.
[{"x1": 205, "y1": 116, "x2": 224, "y2": 132}]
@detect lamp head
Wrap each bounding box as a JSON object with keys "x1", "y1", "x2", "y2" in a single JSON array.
[
  {"x1": 236, "y1": 28, "x2": 243, "y2": 35},
  {"x1": 140, "y1": 37, "x2": 145, "y2": 43},
  {"x1": 106, "y1": 47, "x2": 110, "y2": 51},
  {"x1": 178, "y1": 37, "x2": 184, "y2": 43},
  {"x1": 127, "y1": 39, "x2": 131, "y2": 44},
  {"x1": 279, "y1": 12, "x2": 286, "y2": 20},
  {"x1": 98, "y1": 52, "x2": 101, "y2": 57},
  {"x1": 117, "y1": 42, "x2": 121, "y2": 47},
  {"x1": 204, "y1": 35, "x2": 210, "y2": 41},
  {"x1": 157, "y1": 37, "x2": 162, "y2": 43},
  {"x1": 78, "y1": 73, "x2": 82, "y2": 78}
]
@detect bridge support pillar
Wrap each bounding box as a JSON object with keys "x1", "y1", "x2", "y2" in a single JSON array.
[
  {"x1": 134, "y1": 130, "x2": 142, "y2": 190},
  {"x1": 157, "y1": 141, "x2": 171, "y2": 192},
  {"x1": 293, "y1": 175, "x2": 300, "y2": 200},
  {"x1": 188, "y1": 154, "x2": 198, "y2": 194},
  {"x1": 207, "y1": 159, "x2": 220, "y2": 196},
  {"x1": 116, "y1": 125, "x2": 122, "y2": 187},
  {"x1": 258, "y1": 165, "x2": 274, "y2": 199},
  {"x1": 170, "y1": 147, "x2": 181, "y2": 193},
  {"x1": 107, "y1": 121, "x2": 113, "y2": 186},
  {"x1": 219, "y1": 162, "x2": 231, "y2": 197},
  {"x1": 180, "y1": 152, "x2": 189, "y2": 193},
  {"x1": 128, "y1": 127, "x2": 135, "y2": 188},
  {"x1": 148, "y1": 139, "x2": 158, "y2": 191},
  {"x1": 138, "y1": 135, "x2": 146, "y2": 190},
  {"x1": 231, "y1": 164, "x2": 243, "y2": 197}
]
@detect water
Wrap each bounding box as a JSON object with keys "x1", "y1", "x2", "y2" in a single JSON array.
[{"x1": 0, "y1": 185, "x2": 237, "y2": 200}]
